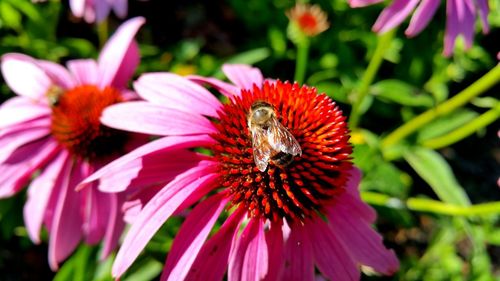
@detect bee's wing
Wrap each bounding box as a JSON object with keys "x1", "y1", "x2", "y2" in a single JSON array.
[
  {"x1": 268, "y1": 117, "x2": 302, "y2": 156},
  {"x1": 251, "y1": 128, "x2": 272, "y2": 172}
]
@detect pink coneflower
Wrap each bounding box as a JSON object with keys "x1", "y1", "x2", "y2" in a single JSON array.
[
  {"x1": 70, "y1": 0, "x2": 127, "y2": 23},
  {"x1": 82, "y1": 64, "x2": 399, "y2": 280},
  {"x1": 349, "y1": 0, "x2": 490, "y2": 57},
  {"x1": 0, "y1": 17, "x2": 145, "y2": 270}
]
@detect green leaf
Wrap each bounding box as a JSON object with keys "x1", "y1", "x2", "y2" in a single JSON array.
[
  {"x1": 404, "y1": 147, "x2": 470, "y2": 206},
  {"x1": 0, "y1": 2, "x2": 22, "y2": 30},
  {"x1": 371, "y1": 79, "x2": 434, "y2": 107},
  {"x1": 417, "y1": 109, "x2": 479, "y2": 142},
  {"x1": 225, "y1": 47, "x2": 270, "y2": 65},
  {"x1": 123, "y1": 257, "x2": 163, "y2": 281}
]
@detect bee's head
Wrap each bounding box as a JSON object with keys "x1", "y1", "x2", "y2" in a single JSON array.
[{"x1": 250, "y1": 101, "x2": 274, "y2": 125}]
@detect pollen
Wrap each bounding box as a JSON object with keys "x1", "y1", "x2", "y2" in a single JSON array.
[
  {"x1": 50, "y1": 85, "x2": 128, "y2": 160},
  {"x1": 212, "y1": 81, "x2": 352, "y2": 223}
]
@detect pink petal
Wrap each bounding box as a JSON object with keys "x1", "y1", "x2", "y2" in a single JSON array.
[
  {"x1": 241, "y1": 220, "x2": 268, "y2": 281},
  {"x1": 443, "y1": 0, "x2": 475, "y2": 56},
  {"x1": 98, "y1": 17, "x2": 144, "y2": 88},
  {"x1": 48, "y1": 160, "x2": 84, "y2": 270},
  {"x1": 0, "y1": 118, "x2": 50, "y2": 163},
  {"x1": 134, "y1": 73, "x2": 222, "y2": 118},
  {"x1": 101, "y1": 192, "x2": 126, "y2": 259},
  {"x1": 327, "y1": 201, "x2": 399, "y2": 275},
  {"x1": 69, "y1": 0, "x2": 85, "y2": 17},
  {"x1": 342, "y1": 167, "x2": 377, "y2": 223},
  {"x1": 372, "y1": 0, "x2": 420, "y2": 34},
  {"x1": 282, "y1": 223, "x2": 314, "y2": 281},
  {"x1": 112, "y1": 162, "x2": 219, "y2": 278},
  {"x1": 67, "y1": 59, "x2": 99, "y2": 86},
  {"x1": 476, "y1": 0, "x2": 490, "y2": 33},
  {"x1": 79, "y1": 135, "x2": 215, "y2": 192},
  {"x1": 94, "y1": 0, "x2": 111, "y2": 23},
  {"x1": 263, "y1": 222, "x2": 284, "y2": 281},
  {"x1": 0, "y1": 137, "x2": 59, "y2": 198},
  {"x1": 37, "y1": 60, "x2": 76, "y2": 90},
  {"x1": 24, "y1": 151, "x2": 68, "y2": 243},
  {"x1": 348, "y1": 0, "x2": 383, "y2": 8},
  {"x1": 306, "y1": 218, "x2": 360, "y2": 281},
  {"x1": 81, "y1": 183, "x2": 107, "y2": 245},
  {"x1": 0, "y1": 97, "x2": 50, "y2": 129},
  {"x1": 99, "y1": 149, "x2": 205, "y2": 193},
  {"x1": 185, "y1": 207, "x2": 245, "y2": 281},
  {"x1": 1, "y1": 53, "x2": 52, "y2": 100},
  {"x1": 111, "y1": 0, "x2": 128, "y2": 18},
  {"x1": 222, "y1": 64, "x2": 264, "y2": 90},
  {"x1": 101, "y1": 101, "x2": 216, "y2": 136},
  {"x1": 161, "y1": 193, "x2": 230, "y2": 281},
  {"x1": 228, "y1": 218, "x2": 260, "y2": 281},
  {"x1": 405, "y1": 0, "x2": 440, "y2": 37},
  {"x1": 187, "y1": 75, "x2": 240, "y2": 98}
]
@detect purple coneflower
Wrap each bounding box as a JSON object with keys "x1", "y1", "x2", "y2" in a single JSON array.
[
  {"x1": 0, "y1": 17, "x2": 144, "y2": 269},
  {"x1": 70, "y1": 0, "x2": 127, "y2": 23},
  {"x1": 286, "y1": 3, "x2": 330, "y2": 37},
  {"x1": 349, "y1": 0, "x2": 490, "y2": 56},
  {"x1": 82, "y1": 64, "x2": 399, "y2": 280}
]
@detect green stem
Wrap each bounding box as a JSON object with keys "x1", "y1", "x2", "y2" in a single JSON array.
[
  {"x1": 349, "y1": 29, "x2": 396, "y2": 129},
  {"x1": 294, "y1": 40, "x2": 309, "y2": 85},
  {"x1": 382, "y1": 63, "x2": 500, "y2": 149},
  {"x1": 97, "y1": 19, "x2": 109, "y2": 49},
  {"x1": 362, "y1": 191, "x2": 500, "y2": 217},
  {"x1": 422, "y1": 102, "x2": 500, "y2": 149}
]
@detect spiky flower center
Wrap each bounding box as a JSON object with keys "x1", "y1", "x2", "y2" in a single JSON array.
[
  {"x1": 212, "y1": 81, "x2": 352, "y2": 223},
  {"x1": 49, "y1": 85, "x2": 128, "y2": 160}
]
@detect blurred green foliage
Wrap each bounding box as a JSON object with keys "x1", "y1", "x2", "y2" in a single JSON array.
[{"x1": 0, "y1": 0, "x2": 499, "y2": 280}]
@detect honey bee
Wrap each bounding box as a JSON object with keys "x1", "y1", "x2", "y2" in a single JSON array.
[
  {"x1": 46, "y1": 86, "x2": 64, "y2": 106},
  {"x1": 248, "y1": 101, "x2": 302, "y2": 172}
]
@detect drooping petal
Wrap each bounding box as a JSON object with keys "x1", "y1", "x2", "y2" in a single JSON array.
[
  {"x1": 443, "y1": 0, "x2": 476, "y2": 56},
  {"x1": 93, "y1": 0, "x2": 111, "y2": 23},
  {"x1": 78, "y1": 135, "x2": 215, "y2": 192},
  {"x1": 101, "y1": 101, "x2": 217, "y2": 136},
  {"x1": 48, "y1": 160, "x2": 84, "y2": 270},
  {"x1": 327, "y1": 201, "x2": 399, "y2": 275},
  {"x1": 134, "y1": 73, "x2": 222, "y2": 117},
  {"x1": 228, "y1": 218, "x2": 260, "y2": 281},
  {"x1": 161, "y1": 192, "x2": 230, "y2": 281},
  {"x1": 0, "y1": 137, "x2": 59, "y2": 198},
  {"x1": 37, "y1": 60, "x2": 76, "y2": 90},
  {"x1": 24, "y1": 151, "x2": 69, "y2": 243},
  {"x1": 241, "y1": 220, "x2": 268, "y2": 281},
  {"x1": 101, "y1": 192, "x2": 125, "y2": 259},
  {"x1": 476, "y1": 0, "x2": 490, "y2": 33},
  {"x1": 0, "y1": 118, "x2": 50, "y2": 163},
  {"x1": 98, "y1": 17, "x2": 144, "y2": 88},
  {"x1": 1, "y1": 53, "x2": 52, "y2": 100},
  {"x1": 111, "y1": 0, "x2": 128, "y2": 18},
  {"x1": 282, "y1": 223, "x2": 314, "y2": 281},
  {"x1": 405, "y1": 0, "x2": 440, "y2": 36},
  {"x1": 187, "y1": 75, "x2": 241, "y2": 98},
  {"x1": 81, "y1": 182, "x2": 107, "y2": 245},
  {"x1": 342, "y1": 167, "x2": 377, "y2": 223},
  {"x1": 112, "y1": 162, "x2": 219, "y2": 278},
  {"x1": 372, "y1": 0, "x2": 420, "y2": 34},
  {"x1": 222, "y1": 64, "x2": 264, "y2": 91},
  {"x1": 263, "y1": 222, "x2": 285, "y2": 281},
  {"x1": 348, "y1": 0, "x2": 383, "y2": 8},
  {"x1": 185, "y1": 207, "x2": 245, "y2": 281},
  {"x1": 69, "y1": 0, "x2": 85, "y2": 17},
  {"x1": 67, "y1": 59, "x2": 99, "y2": 86},
  {"x1": 306, "y1": 218, "x2": 360, "y2": 281},
  {"x1": 0, "y1": 97, "x2": 51, "y2": 129}
]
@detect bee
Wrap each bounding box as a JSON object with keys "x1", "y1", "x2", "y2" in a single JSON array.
[
  {"x1": 248, "y1": 101, "x2": 302, "y2": 172},
  {"x1": 46, "y1": 86, "x2": 64, "y2": 107}
]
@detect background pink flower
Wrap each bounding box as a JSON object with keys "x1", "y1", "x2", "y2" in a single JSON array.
[
  {"x1": 0, "y1": 17, "x2": 144, "y2": 270},
  {"x1": 349, "y1": 0, "x2": 490, "y2": 56},
  {"x1": 70, "y1": 0, "x2": 127, "y2": 23},
  {"x1": 82, "y1": 64, "x2": 399, "y2": 280}
]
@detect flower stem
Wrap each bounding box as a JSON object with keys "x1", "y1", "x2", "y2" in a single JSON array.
[
  {"x1": 381, "y1": 63, "x2": 500, "y2": 149},
  {"x1": 97, "y1": 19, "x2": 109, "y2": 49},
  {"x1": 349, "y1": 29, "x2": 395, "y2": 129},
  {"x1": 422, "y1": 102, "x2": 500, "y2": 149},
  {"x1": 294, "y1": 40, "x2": 310, "y2": 85},
  {"x1": 362, "y1": 191, "x2": 500, "y2": 217}
]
